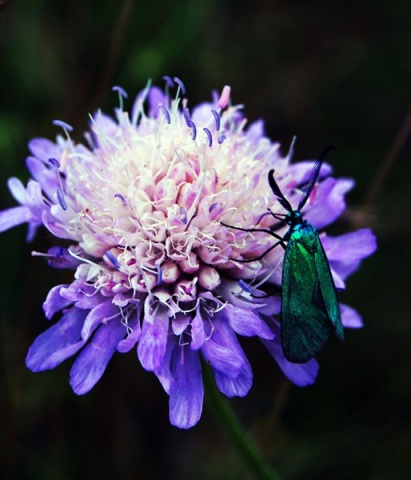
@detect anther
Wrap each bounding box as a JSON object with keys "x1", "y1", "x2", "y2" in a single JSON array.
[
  {"x1": 173, "y1": 77, "x2": 186, "y2": 95},
  {"x1": 218, "y1": 134, "x2": 226, "y2": 144},
  {"x1": 211, "y1": 109, "x2": 220, "y2": 131},
  {"x1": 203, "y1": 127, "x2": 213, "y2": 147},
  {"x1": 112, "y1": 85, "x2": 128, "y2": 110},
  {"x1": 179, "y1": 206, "x2": 188, "y2": 224},
  {"x1": 114, "y1": 193, "x2": 127, "y2": 206},
  {"x1": 159, "y1": 105, "x2": 171, "y2": 124},
  {"x1": 57, "y1": 189, "x2": 68, "y2": 210},
  {"x1": 52, "y1": 119, "x2": 73, "y2": 132},
  {"x1": 163, "y1": 75, "x2": 174, "y2": 87},
  {"x1": 49, "y1": 158, "x2": 68, "y2": 211},
  {"x1": 183, "y1": 107, "x2": 192, "y2": 126},
  {"x1": 156, "y1": 265, "x2": 163, "y2": 286},
  {"x1": 105, "y1": 251, "x2": 121, "y2": 269},
  {"x1": 189, "y1": 120, "x2": 197, "y2": 140},
  {"x1": 238, "y1": 279, "x2": 252, "y2": 294},
  {"x1": 218, "y1": 85, "x2": 231, "y2": 109}
]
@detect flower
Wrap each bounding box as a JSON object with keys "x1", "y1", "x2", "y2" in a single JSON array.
[{"x1": 0, "y1": 77, "x2": 376, "y2": 428}]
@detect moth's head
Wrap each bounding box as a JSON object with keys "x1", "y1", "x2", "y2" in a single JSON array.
[{"x1": 285, "y1": 210, "x2": 303, "y2": 227}]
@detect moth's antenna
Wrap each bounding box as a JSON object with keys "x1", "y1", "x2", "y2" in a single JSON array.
[
  {"x1": 268, "y1": 169, "x2": 293, "y2": 213},
  {"x1": 297, "y1": 145, "x2": 335, "y2": 211}
]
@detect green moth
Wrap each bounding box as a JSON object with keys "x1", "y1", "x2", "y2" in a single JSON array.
[{"x1": 268, "y1": 146, "x2": 344, "y2": 363}]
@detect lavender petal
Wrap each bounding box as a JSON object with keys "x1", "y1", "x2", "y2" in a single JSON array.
[
  {"x1": 70, "y1": 319, "x2": 127, "y2": 395},
  {"x1": 262, "y1": 337, "x2": 319, "y2": 386},
  {"x1": 26, "y1": 308, "x2": 88, "y2": 371},
  {"x1": 169, "y1": 346, "x2": 203, "y2": 429}
]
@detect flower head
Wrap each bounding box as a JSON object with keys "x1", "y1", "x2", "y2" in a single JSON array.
[{"x1": 0, "y1": 78, "x2": 376, "y2": 428}]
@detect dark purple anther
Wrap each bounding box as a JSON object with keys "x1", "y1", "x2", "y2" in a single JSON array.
[
  {"x1": 173, "y1": 77, "x2": 186, "y2": 95},
  {"x1": 106, "y1": 251, "x2": 120, "y2": 269},
  {"x1": 209, "y1": 203, "x2": 217, "y2": 212},
  {"x1": 156, "y1": 265, "x2": 163, "y2": 286},
  {"x1": 52, "y1": 119, "x2": 73, "y2": 132},
  {"x1": 163, "y1": 76, "x2": 174, "y2": 87},
  {"x1": 57, "y1": 188, "x2": 68, "y2": 211},
  {"x1": 183, "y1": 107, "x2": 191, "y2": 127},
  {"x1": 203, "y1": 128, "x2": 213, "y2": 147},
  {"x1": 159, "y1": 106, "x2": 171, "y2": 124},
  {"x1": 114, "y1": 193, "x2": 127, "y2": 206},
  {"x1": 48, "y1": 157, "x2": 61, "y2": 169},
  {"x1": 189, "y1": 121, "x2": 197, "y2": 140},
  {"x1": 238, "y1": 279, "x2": 252, "y2": 294},
  {"x1": 211, "y1": 109, "x2": 220, "y2": 131},
  {"x1": 179, "y1": 206, "x2": 188, "y2": 224},
  {"x1": 218, "y1": 135, "x2": 226, "y2": 144}
]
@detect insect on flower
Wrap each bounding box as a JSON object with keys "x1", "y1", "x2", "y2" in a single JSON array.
[{"x1": 268, "y1": 146, "x2": 344, "y2": 363}]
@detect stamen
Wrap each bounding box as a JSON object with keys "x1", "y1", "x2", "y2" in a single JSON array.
[
  {"x1": 112, "y1": 85, "x2": 128, "y2": 111},
  {"x1": 209, "y1": 203, "x2": 217, "y2": 212},
  {"x1": 49, "y1": 157, "x2": 68, "y2": 211},
  {"x1": 218, "y1": 134, "x2": 226, "y2": 144},
  {"x1": 203, "y1": 127, "x2": 213, "y2": 147},
  {"x1": 238, "y1": 279, "x2": 252, "y2": 294},
  {"x1": 156, "y1": 265, "x2": 163, "y2": 286},
  {"x1": 159, "y1": 105, "x2": 171, "y2": 124},
  {"x1": 114, "y1": 193, "x2": 127, "y2": 206},
  {"x1": 211, "y1": 109, "x2": 220, "y2": 131},
  {"x1": 218, "y1": 85, "x2": 231, "y2": 109},
  {"x1": 183, "y1": 107, "x2": 192, "y2": 126},
  {"x1": 52, "y1": 119, "x2": 73, "y2": 132},
  {"x1": 173, "y1": 77, "x2": 186, "y2": 95},
  {"x1": 105, "y1": 251, "x2": 121, "y2": 269},
  {"x1": 48, "y1": 157, "x2": 61, "y2": 168},
  {"x1": 189, "y1": 120, "x2": 197, "y2": 140},
  {"x1": 57, "y1": 188, "x2": 68, "y2": 210},
  {"x1": 179, "y1": 206, "x2": 188, "y2": 224},
  {"x1": 163, "y1": 75, "x2": 174, "y2": 87}
]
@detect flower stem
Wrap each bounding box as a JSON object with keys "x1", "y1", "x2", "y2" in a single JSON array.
[{"x1": 203, "y1": 366, "x2": 282, "y2": 480}]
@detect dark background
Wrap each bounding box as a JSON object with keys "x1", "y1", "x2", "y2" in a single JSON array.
[{"x1": 1, "y1": 1, "x2": 410, "y2": 479}]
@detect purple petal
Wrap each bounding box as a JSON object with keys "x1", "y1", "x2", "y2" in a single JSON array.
[
  {"x1": 43, "y1": 284, "x2": 72, "y2": 319},
  {"x1": 340, "y1": 303, "x2": 363, "y2": 328},
  {"x1": 201, "y1": 337, "x2": 245, "y2": 378},
  {"x1": 0, "y1": 206, "x2": 31, "y2": 232},
  {"x1": 147, "y1": 86, "x2": 168, "y2": 118},
  {"x1": 223, "y1": 304, "x2": 274, "y2": 340},
  {"x1": 190, "y1": 308, "x2": 205, "y2": 350},
  {"x1": 7, "y1": 177, "x2": 26, "y2": 203},
  {"x1": 117, "y1": 312, "x2": 142, "y2": 353},
  {"x1": 137, "y1": 306, "x2": 170, "y2": 371},
  {"x1": 203, "y1": 318, "x2": 253, "y2": 397},
  {"x1": 70, "y1": 319, "x2": 127, "y2": 395},
  {"x1": 28, "y1": 137, "x2": 60, "y2": 161},
  {"x1": 154, "y1": 336, "x2": 176, "y2": 394},
  {"x1": 169, "y1": 345, "x2": 203, "y2": 429},
  {"x1": 323, "y1": 229, "x2": 377, "y2": 280},
  {"x1": 81, "y1": 299, "x2": 119, "y2": 341},
  {"x1": 262, "y1": 337, "x2": 319, "y2": 387},
  {"x1": 305, "y1": 178, "x2": 354, "y2": 229},
  {"x1": 26, "y1": 308, "x2": 88, "y2": 371},
  {"x1": 26, "y1": 157, "x2": 57, "y2": 200}
]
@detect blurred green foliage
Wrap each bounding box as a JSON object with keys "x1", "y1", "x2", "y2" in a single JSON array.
[{"x1": 1, "y1": 1, "x2": 410, "y2": 479}]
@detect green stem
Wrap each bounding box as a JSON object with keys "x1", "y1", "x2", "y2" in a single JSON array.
[{"x1": 203, "y1": 366, "x2": 282, "y2": 480}]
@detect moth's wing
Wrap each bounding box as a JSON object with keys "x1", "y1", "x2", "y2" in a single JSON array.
[
  {"x1": 314, "y1": 237, "x2": 344, "y2": 341},
  {"x1": 281, "y1": 235, "x2": 333, "y2": 363}
]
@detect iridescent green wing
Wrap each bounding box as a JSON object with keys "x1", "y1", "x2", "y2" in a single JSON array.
[
  {"x1": 314, "y1": 236, "x2": 344, "y2": 341},
  {"x1": 281, "y1": 225, "x2": 334, "y2": 363}
]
